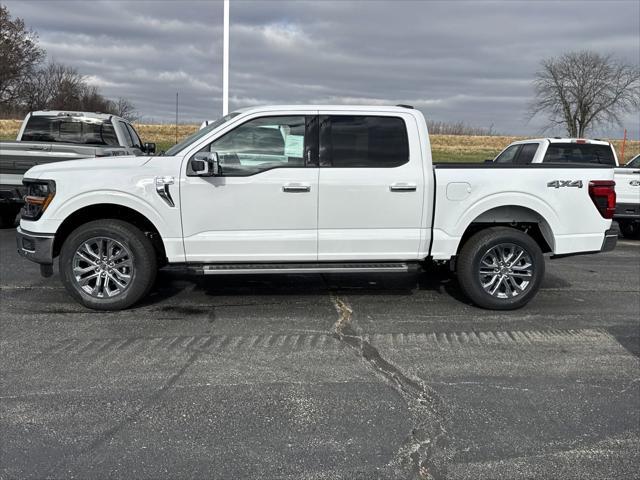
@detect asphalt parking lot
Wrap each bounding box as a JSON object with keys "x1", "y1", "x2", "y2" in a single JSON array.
[{"x1": 1, "y1": 226, "x2": 639, "y2": 480}]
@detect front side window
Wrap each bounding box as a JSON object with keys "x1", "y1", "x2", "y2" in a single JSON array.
[
  {"x1": 494, "y1": 144, "x2": 521, "y2": 163},
  {"x1": 320, "y1": 115, "x2": 409, "y2": 168},
  {"x1": 543, "y1": 143, "x2": 616, "y2": 165},
  {"x1": 204, "y1": 115, "x2": 308, "y2": 176},
  {"x1": 125, "y1": 123, "x2": 142, "y2": 149},
  {"x1": 118, "y1": 121, "x2": 133, "y2": 147}
]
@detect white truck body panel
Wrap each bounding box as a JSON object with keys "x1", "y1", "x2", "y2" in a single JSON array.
[{"x1": 614, "y1": 167, "x2": 640, "y2": 205}]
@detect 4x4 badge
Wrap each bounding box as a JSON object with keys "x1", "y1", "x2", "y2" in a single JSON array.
[{"x1": 547, "y1": 180, "x2": 583, "y2": 189}]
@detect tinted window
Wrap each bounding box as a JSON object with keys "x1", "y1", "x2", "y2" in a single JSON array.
[
  {"x1": 21, "y1": 115, "x2": 119, "y2": 146},
  {"x1": 118, "y1": 121, "x2": 133, "y2": 147},
  {"x1": 21, "y1": 116, "x2": 55, "y2": 142},
  {"x1": 543, "y1": 143, "x2": 615, "y2": 165},
  {"x1": 494, "y1": 144, "x2": 521, "y2": 163},
  {"x1": 516, "y1": 143, "x2": 539, "y2": 164},
  {"x1": 125, "y1": 123, "x2": 142, "y2": 149},
  {"x1": 100, "y1": 123, "x2": 119, "y2": 146},
  {"x1": 322, "y1": 116, "x2": 409, "y2": 168},
  {"x1": 58, "y1": 121, "x2": 81, "y2": 141},
  {"x1": 202, "y1": 116, "x2": 307, "y2": 176}
]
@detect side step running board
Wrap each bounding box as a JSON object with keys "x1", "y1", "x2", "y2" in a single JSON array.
[{"x1": 197, "y1": 262, "x2": 414, "y2": 275}]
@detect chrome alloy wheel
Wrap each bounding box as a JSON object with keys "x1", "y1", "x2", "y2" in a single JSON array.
[
  {"x1": 72, "y1": 237, "x2": 133, "y2": 298},
  {"x1": 478, "y1": 243, "x2": 534, "y2": 299}
]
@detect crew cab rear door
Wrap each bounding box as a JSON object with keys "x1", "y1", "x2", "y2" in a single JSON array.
[{"x1": 317, "y1": 112, "x2": 424, "y2": 260}]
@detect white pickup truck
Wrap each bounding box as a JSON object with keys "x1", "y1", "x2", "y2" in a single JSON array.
[
  {"x1": 16, "y1": 105, "x2": 617, "y2": 311},
  {"x1": 492, "y1": 138, "x2": 639, "y2": 238}
]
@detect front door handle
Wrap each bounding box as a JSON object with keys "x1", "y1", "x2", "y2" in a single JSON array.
[
  {"x1": 282, "y1": 183, "x2": 311, "y2": 193},
  {"x1": 389, "y1": 183, "x2": 417, "y2": 192}
]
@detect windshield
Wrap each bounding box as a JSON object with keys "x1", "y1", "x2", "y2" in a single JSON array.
[{"x1": 164, "y1": 112, "x2": 240, "y2": 156}]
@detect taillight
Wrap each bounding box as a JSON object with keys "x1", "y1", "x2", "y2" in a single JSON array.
[{"x1": 588, "y1": 180, "x2": 616, "y2": 219}]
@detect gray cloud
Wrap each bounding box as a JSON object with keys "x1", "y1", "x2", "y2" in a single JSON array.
[{"x1": 5, "y1": 0, "x2": 639, "y2": 136}]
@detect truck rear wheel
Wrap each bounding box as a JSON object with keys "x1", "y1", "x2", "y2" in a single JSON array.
[
  {"x1": 456, "y1": 227, "x2": 544, "y2": 310},
  {"x1": 59, "y1": 220, "x2": 157, "y2": 310}
]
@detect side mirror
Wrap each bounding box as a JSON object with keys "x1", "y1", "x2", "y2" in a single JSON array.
[
  {"x1": 143, "y1": 142, "x2": 156, "y2": 155},
  {"x1": 484, "y1": 159, "x2": 494, "y2": 163},
  {"x1": 191, "y1": 152, "x2": 220, "y2": 176}
]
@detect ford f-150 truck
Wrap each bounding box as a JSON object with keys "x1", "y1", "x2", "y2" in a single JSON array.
[
  {"x1": 0, "y1": 111, "x2": 155, "y2": 226},
  {"x1": 16, "y1": 105, "x2": 617, "y2": 311},
  {"x1": 491, "y1": 138, "x2": 639, "y2": 237}
]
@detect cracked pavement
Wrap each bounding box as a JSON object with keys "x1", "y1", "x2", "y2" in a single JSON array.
[{"x1": 1, "y1": 227, "x2": 639, "y2": 479}]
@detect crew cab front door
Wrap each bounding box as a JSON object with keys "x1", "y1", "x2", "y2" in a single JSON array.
[
  {"x1": 181, "y1": 113, "x2": 319, "y2": 262},
  {"x1": 317, "y1": 112, "x2": 425, "y2": 260}
]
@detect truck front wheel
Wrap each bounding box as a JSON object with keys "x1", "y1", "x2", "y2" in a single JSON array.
[
  {"x1": 59, "y1": 220, "x2": 157, "y2": 310},
  {"x1": 456, "y1": 227, "x2": 544, "y2": 310}
]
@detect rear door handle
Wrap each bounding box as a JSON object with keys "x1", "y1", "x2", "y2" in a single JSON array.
[
  {"x1": 389, "y1": 183, "x2": 417, "y2": 192},
  {"x1": 282, "y1": 183, "x2": 311, "y2": 193}
]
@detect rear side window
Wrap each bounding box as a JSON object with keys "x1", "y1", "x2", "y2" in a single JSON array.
[
  {"x1": 321, "y1": 115, "x2": 409, "y2": 168},
  {"x1": 100, "y1": 123, "x2": 119, "y2": 146},
  {"x1": 543, "y1": 143, "x2": 615, "y2": 165}
]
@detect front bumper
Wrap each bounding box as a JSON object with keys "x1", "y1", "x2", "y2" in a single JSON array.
[
  {"x1": 16, "y1": 227, "x2": 55, "y2": 265},
  {"x1": 614, "y1": 203, "x2": 640, "y2": 221}
]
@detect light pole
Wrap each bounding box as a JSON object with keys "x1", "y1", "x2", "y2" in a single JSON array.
[{"x1": 223, "y1": 0, "x2": 229, "y2": 115}]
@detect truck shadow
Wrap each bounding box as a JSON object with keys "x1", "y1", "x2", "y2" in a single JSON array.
[{"x1": 143, "y1": 266, "x2": 469, "y2": 307}]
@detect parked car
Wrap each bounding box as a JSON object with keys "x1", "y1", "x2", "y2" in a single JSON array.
[
  {"x1": 614, "y1": 154, "x2": 640, "y2": 238},
  {"x1": 0, "y1": 111, "x2": 155, "y2": 227},
  {"x1": 16, "y1": 105, "x2": 616, "y2": 311}
]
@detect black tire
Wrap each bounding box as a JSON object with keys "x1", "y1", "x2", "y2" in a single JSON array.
[
  {"x1": 457, "y1": 227, "x2": 545, "y2": 310},
  {"x1": 618, "y1": 221, "x2": 640, "y2": 239},
  {"x1": 59, "y1": 219, "x2": 157, "y2": 310}
]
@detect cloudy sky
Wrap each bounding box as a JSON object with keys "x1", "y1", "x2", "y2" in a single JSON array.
[{"x1": 5, "y1": 0, "x2": 640, "y2": 136}]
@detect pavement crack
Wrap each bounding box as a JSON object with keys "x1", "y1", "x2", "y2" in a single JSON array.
[{"x1": 329, "y1": 293, "x2": 450, "y2": 480}]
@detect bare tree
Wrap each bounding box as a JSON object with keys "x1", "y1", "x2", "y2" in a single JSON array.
[
  {"x1": 0, "y1": 5, "x2": 45, "y2": 109},
  {"x1": 530, "y1": 51, "x2": 640, "y2": 137},
  {"x1": 109, "y1": 97, "x2": 138, "y2": 122}
]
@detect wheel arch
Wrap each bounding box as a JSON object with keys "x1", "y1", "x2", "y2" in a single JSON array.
[
  {"x1": 52, "y1": 203, "x2": 167, "y2": 265},
  {"x1": 458, "y1": 205, "x2": 555, "y2": 254}
]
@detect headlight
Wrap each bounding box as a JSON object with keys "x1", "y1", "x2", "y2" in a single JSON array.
[{"x1": 21, "y1": 179, "x2": 56, "y2": 221}]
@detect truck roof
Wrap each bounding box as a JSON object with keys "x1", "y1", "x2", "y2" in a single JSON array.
[
  {"x1": 29, "y1": 110, "x2": 128, "y2": 123},
  {"x1": 509, "y1": 137, "x2": 611, "y2": 146},
  {"x1": 234, "y1": 104, "x2": 417, "y2": 114}
]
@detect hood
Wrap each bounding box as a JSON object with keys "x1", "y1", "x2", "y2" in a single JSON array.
[{"x1": 24, "y1": 155, "x2": 153, "y2": 179}]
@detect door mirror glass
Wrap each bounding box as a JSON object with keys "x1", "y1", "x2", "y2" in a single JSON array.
[
  {"x1": 143, "y1": 142, "x2": 156, "y2": 155},
  {"x1": 191, "y1": 151, "x2": 220, "y2": 176}
]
